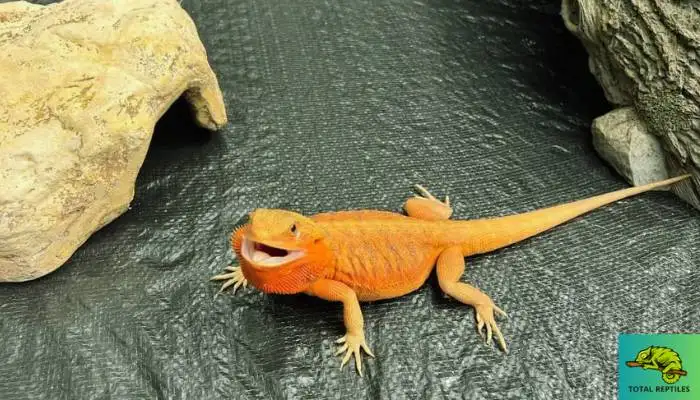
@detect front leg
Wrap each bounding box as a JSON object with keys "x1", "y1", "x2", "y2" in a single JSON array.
[
  {"x1": 644, "y1": 360, "x2": 660, "y2": 370},
  {"x1": 305, "y1": 279, "x2": 374, "y2": 375},
  {"x1": 211, "y1": 264, "x2": 248, "y2": 294}
]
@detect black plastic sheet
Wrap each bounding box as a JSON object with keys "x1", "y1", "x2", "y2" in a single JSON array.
[{"x1": 1, "y1": 1, "x2": 698, "y2": 399}]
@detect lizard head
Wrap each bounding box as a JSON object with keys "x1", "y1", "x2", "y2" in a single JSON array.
[
  {"x1": 230, "y1": 209, "x2": 332, "y2": 294},
  {"x1": 634, "y1": 346, "x2": 655, "y2": 365}
]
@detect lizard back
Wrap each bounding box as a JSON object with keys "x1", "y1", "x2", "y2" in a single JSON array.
[{"x1": 312, "y1": 210, "x2": 450, "y2": 301}]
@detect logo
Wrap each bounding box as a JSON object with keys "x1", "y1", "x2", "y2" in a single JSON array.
[
  {"x1": 619, "y1": 334, "x2": 699, "y2": 400},
  {"x1": 625, "y1": 346, "x2": 686, "y2": 384}
]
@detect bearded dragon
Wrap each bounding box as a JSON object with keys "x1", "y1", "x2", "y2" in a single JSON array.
[{"x1": 212, "y1": 174, "x2": 691, "y2": 375}]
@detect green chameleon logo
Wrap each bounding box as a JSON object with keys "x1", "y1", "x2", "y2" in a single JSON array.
[{"x1": 626, "y1": 346, "x2": 688, "y2": 384}]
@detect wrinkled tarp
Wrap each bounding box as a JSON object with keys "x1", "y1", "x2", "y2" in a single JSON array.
[{"x1": 1, "y1": 0, "x2": 698, "y2": 399}]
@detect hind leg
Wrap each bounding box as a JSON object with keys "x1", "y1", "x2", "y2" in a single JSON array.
[
  {"x1": 403, "y1": 184, "x2": 453, "y2": 220},
  {"x1": 436, "y1": 246, "x2": 508, "y2": 352}
]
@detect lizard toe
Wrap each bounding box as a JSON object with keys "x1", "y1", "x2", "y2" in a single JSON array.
[
  {"x1": 211, "y1": 265, "x2": 248, "y2": 295},
  {"x1": 334, "y1": 333, "x2": 373, "y2": 375},
  {"x1": 474, "y1": 303, "x2": 508, "y2": 353}
]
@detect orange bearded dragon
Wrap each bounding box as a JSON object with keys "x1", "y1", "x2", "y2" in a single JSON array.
[{"x1": 212, "y1": 174, "x2": 691, "y2": 375}]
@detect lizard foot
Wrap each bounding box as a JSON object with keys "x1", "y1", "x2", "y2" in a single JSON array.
[
  {"x1": 211, "y1": 265, "x2": 248, "y2": 294},
  {"x1": 474, "y1": 302, "x2": 508, "y2": 353},
  {"x1": 335, "y1": 332, "x2": 374, "y2": 376},
  {"x1": 414, "y1": 184, "x2": 450, "y2": 207}
]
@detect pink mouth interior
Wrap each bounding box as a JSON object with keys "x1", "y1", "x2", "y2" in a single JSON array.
[{"x1": 242, "y1": 237, "x2": 305, "y2": 267}]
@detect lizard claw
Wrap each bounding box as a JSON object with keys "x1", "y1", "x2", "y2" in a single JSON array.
[
  {"x1": 414, "y1": 184, "x2": 450, "y2": 207},
  {"x1": 474, "y1": 302, "x2": 508, "y2": 353},
  {"x1": 335, "y1": 332, "x2": 374, "y2": 376},
  {"x1": 211, "y1": 265, "x2": 248, "y2": 295}
]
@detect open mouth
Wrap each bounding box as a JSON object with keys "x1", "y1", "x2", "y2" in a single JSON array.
[{"x1": 241, "y1": 237, "x2": 305, "y2": 267}]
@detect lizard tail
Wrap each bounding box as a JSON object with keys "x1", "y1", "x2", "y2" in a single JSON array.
[
  {"x1": 662, "y1": 372, "x2": 681, "y2": 384},
  {"x1": 461, "y1": 174, "x2": 692, "y2": 256}
]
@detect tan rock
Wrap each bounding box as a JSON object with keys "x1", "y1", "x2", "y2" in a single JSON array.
[
  {"x1": 0, "y1": 0, "x2": 227, "y2": 282},
  {"x1": 592, "y1": 107, "x2": 669, "y2": 186}
]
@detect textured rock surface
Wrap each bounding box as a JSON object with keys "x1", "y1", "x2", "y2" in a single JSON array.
[
  {"x1": 561, "y1": 0, "x2": 700, "y2": 209},
  {"x1": 0, "y1": 0, "x2": 227, "y2": 282},
  {"x1": 592, "y1": 107, "x2": 669, "y2": 186}
]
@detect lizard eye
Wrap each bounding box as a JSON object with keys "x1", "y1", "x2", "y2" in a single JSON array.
[{"x1": 290, "y1": 224, "x2": 297, "y2": 234}]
